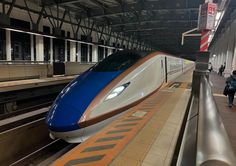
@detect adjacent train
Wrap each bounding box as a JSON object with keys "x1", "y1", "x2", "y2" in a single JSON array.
[{"x1": 46, "y1": 50, "x2": 194, "y2": 143}]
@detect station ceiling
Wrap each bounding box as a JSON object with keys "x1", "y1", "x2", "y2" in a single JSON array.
[
  {"x1": 210, "y1": 0, "x2": 236, "y2": 48},
  {"x1": 43, "y1": 0, "x2": 224, "y2": 60}
]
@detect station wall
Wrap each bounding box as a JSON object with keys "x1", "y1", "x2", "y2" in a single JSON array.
[
  {"x1": 0, "y1": 0, "x2": 149, "y2": 63},
  {"x1": 210, "y1": 18, "x2": 236, "y2": 77}
]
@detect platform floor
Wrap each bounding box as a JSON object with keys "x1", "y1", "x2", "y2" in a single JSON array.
[
  {"x1": 210, "y1": 72, "x2": 236, "y2": 153},
  {"x1": 51, "y1": 70, "x2": 193, "y2": 166},
  {"x1": 0, "y1": 75, "x2": 76, "y2": 93}
]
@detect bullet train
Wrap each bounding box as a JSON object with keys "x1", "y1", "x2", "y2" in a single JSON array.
[{"x1": 46, "y1": 50, "x2": 194, "y2": 143}]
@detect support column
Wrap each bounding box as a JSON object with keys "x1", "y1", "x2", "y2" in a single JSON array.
[
  {"x1": 217, "y1": 38, "x2": 223, "y2": 69},
  {"x1": 218, "y1": 51, "x2": 221, "y2": 69},
  {"x1": 70, "y1": 42, "x2": 76, "y2": 62},
  {"x1": 50, "y1": 38, "x2": 53, "y2": 63},
  {"x1": 192, "y1": 52, "x2": 210, "y2": 96},
  {"x1": 231, "y1": 20, "x2": 236, "y2": 71},
  {"x1": 50, "y1": 28, "x2": 53, "y2": 63},
  {"x1": 216, "y1": 41, "x2": 221, "y2": 70},
  {"x1": 108, "y1": 48, "x2": 112, "y2": 56},
  {"x1": 224, "y1": 28, "x2": 234, "y2": 77},
  {"x1": 217, "y1": 54, "x2": 221, "y2": 70},
  {"x1": 232, "y1": 43, "x2": 236, "y2": 70},
  {"x1": 36, "y1": 36, "x2": 44, "y2": 61},
  {"x1": 103, "y1": 47, "x2": 105, "y2": 59},
  {"x1": 65, "y1": 40, "x2": 67, "y2": 62},
  {"x1": 92, "y1": 45, "x2": 98, "y2": 62},
  {"x1": 36, "y1": 22, "x2": 44, "y2": 62},
  {"x1": 87, "y1": 45, "x2": 90, "y2": 62},
  {"x1": 222, "y1": 34, "x2": 227, "y2": 66},
  {"x1": 225, "y1": 55, "x2": 233, "y2": 77},
  {"x1": 6, "y1": 30, "x2": 11, "y2": 61},
  {"x1": 30, "y1": 34, "x2": 34, "y2": 61},
  {"x1": 77, "y1": 43, "x2": 81, "y2": 62}
]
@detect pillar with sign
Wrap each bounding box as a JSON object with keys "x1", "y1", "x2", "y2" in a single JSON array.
[
  {"x1": 192, "y1": 1, "x2": 217, "y2": 95},
  {"x1": 198, "y1": 2, "x2": 217, "y2": 52}
]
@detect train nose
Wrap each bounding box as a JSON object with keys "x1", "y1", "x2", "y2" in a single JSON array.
[
  {"x1": 46, "y1": 102, "x2": 83, "y2": 132},
  {"x1": 46, "y1": 71, "x2": 123, "y2": 132}
]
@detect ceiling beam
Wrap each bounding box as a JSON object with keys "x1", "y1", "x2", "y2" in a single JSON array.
[
  {"x1": 110, "y1": 19, "x2": 198, "y2": 27},
  {"x1": 88, "y1": 8, "x2": 199, "y2": 19},
  {"x1": 54, "y1": 0, "x2": 82, "y2": 5},
  {"x1": 113, "y1": 21, "x2": 198, "y2": 32},
  {"x1": 59, "y1": 0, "x2": 199, "y2": 19}
]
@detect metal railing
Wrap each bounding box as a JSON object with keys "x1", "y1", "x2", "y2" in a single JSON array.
[
  {"x1": 177, "y1": 74, "x2": 236, "y2": 166},
  {"x1": 0, "y1": 60, "x2": 49, "y2": 64},
  {"x1": 0, "y1": 60, "x2": 97, "y2": 65}
]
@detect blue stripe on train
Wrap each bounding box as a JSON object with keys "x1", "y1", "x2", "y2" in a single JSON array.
[{"x1": 46, "y1": 70, "x2": 123, "y2": 132}]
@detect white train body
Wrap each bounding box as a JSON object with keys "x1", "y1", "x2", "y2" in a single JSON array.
[{"x1": 46, "y1": 51, "x2": 194, "y2": 143}]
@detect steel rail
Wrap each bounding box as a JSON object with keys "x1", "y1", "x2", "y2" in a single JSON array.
[
  {"x1": 197, "y1": 76, "x2": 236, "y2": 165},
  {"x1": 177, "y1": 75, "x2": 236, "y2": 166}
]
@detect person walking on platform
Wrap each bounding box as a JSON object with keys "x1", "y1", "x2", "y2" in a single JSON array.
[
  {"x1": 218, "y1": 65, "x2": 224, "y2": 76},
  {"x1": 223, "y1": 62, "x2": 226, "y2": 72},
  {"x1": 208, "y1": 63, "x2": 213, "y2": 72},
  {"x1": 226, "y1": 70, "x2": 236, "y2": 107}
]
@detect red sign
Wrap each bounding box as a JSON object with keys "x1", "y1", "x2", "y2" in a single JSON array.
[
  {"x1": 208, "y1": 3, "x2": 217, "y2": 15},
  {"x1": 198, "y1": 2, "x2": 217, "y2": 30}
]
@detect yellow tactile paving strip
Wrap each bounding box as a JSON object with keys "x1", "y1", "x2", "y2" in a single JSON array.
[
  {"x1": 52, "y1": 71, "x2": 193, "y2": 166},
  {"x1": 111, "y1": 87, "x2": 190, "y2": 166},
  {"x1": 52, "y1": 89, "x2": 169, "y2": 166}
]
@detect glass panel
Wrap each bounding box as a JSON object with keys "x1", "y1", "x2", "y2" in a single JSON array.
[
  {"x1": 98, "y1": 46, "x2": 104, "y2": 61},
  {"x1": 11, "y1": 31, "x2": 30, "y2": 60},
  {"x1": 81, "y1": 44, "x2": 88, "y2": 62},
  {"x1": 89, "y1": 45, "x2": 92, "y2": 62},
  {"x1": 105, "y1": 48, "x2": 108, "y2": 58},
  {"x1": 0, "y1": 29, "x2": 6, "y2": 60},
  {"x1": 67, "y1": 41, "x2": 70, "y2": 61},
  {"x1": 53, "y1": 38, "x2": 65, "y2": 62},
  {"x1": 10, "y1": 18, "x2": 30, "y2": 60},
  {"x1": 44, "y1": 37, "x2": 50, "y2": 61},
  {"x1": 43, "y1": 26, "x2": 50, "y2": 62},
  {"x1": 81, "y1": 35, "x2": 91, "y2": 63}
]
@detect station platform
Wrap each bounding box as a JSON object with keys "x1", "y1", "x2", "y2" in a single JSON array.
[
  {"x1": 51, "y1": 70, "x2": 193, "y2": 166},
  {"x1": 210, "y1": 72, "x2": 236, "y2": 152},
  {"x1": 0, "y1": 75, "x2": 76, "y2": 93}
]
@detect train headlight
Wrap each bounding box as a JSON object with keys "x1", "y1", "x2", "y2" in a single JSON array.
[{"x1": 105, "y1": 82, "x2": 130, "y2": 101}]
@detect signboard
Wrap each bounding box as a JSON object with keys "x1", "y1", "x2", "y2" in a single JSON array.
[{"x1": 198, "y1": 2, "x2": 217, "y2": 30}]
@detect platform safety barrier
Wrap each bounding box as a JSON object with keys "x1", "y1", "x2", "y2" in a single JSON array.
[
  {"x1": 177, "y1": 74, "x2": 236, "y2": 166},
  {"x1": 0, "y1": 60, "x2": 49, "y2": 64}
]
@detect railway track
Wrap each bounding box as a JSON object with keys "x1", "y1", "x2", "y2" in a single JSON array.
[
  {"x1": 0, "y1": 81, "x2": 77, "y2": 166},
  {"x1": 0, "y1": 106, "x2": 76, "y2": 166},
  {"x1": 0, "y1": 105, "x2": 78, "y2": 166},
  {"x1": 0, "y1": 82, "x2": 68, "y2": 119},
  {"x1": 0, "y1": 107, "x2": 48, "y2": 132},
  {"x1": 0, "y1": 100, "x2": 53, "y2": 120},
  {"x1": 9, "y1": 139, "x2": 77, "y2": 166}
]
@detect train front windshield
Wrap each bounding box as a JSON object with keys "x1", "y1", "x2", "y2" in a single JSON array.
[{"x1": 92, "y1": 51, "x2": 149, "y2": 72}]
